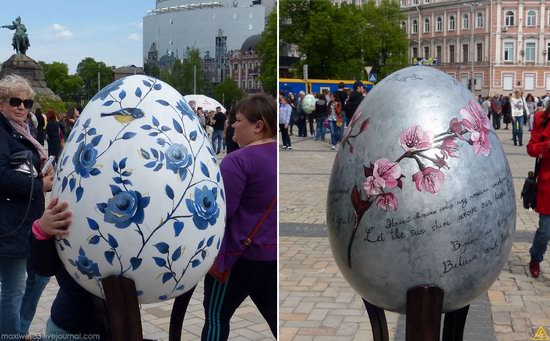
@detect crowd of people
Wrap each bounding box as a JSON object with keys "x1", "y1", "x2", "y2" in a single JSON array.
[
  {"x1": 279, "y1": 81, "x2": 366, "y2": 151},
  {"x1": 0, "y1": 73, "x2": 276, "y2": 340}
]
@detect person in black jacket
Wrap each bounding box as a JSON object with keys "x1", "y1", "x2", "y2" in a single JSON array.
[
  {"x1": 0, "y1": 74, "x2": 54, "y2": 338},
  {"x1": 314, "y1": 93, "x2": 327, "y2": 141},
  {"x1": 46, "y1": 109, "x2": 63, "y2": 160},
  {"x1": 345, "y1": 81, "x2": 366, "y2": 122},
  {"x1": 34, "y1": 108, "x2": 46, "y2": 146}
]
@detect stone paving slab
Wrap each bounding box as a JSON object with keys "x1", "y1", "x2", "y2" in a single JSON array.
[{"x1": 280, "y1": 128, "x2": 547, "y2": 340}]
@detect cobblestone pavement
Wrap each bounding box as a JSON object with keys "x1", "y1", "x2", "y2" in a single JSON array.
[
  {"x1": 27, "y1": 151, "x2": 273, "y2": 341},
  {"x1": 280, "y1": 127, "x2": 546, "y2": 341}
]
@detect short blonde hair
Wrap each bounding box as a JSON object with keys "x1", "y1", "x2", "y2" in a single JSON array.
[{"x1": 0, "y1": 74, "x2": 34, "y2": 101}]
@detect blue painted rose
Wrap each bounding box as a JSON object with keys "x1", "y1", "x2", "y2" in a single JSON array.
[
  {"x1": 75, "y1": 254, "x2": 101, "y2": 280},
  {"x1": 73, "y1": 142, "x2": 98, "y2": 178},
  {"x1": 185, "y1": 186, "x2": 220, "y2": 230},
  {"x1": 165, "y1": 144, "x2": 193, "y2": 178},
  {"x1": 104, "y1": 190, "x2": 151, "y2": 229},
  {"x1": 176, "y1": 99, "x2": 195, "y2": 121}
]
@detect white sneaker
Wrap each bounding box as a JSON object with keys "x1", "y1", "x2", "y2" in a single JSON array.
[
  {"x1": 331, "y1": 145, "x2": 335, "y2": 150},
  {"x1": 282, "y1": 146, "x2": 287, "y2": 150},
  {"x1": 288, "y1": 146, "x2": 292, "y2": 150}
]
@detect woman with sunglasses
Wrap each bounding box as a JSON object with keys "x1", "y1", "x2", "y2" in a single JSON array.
[
  {"x1": 202, "y1": 94, "x2": 277, "y2": 340},
  {"x1": 0, "y1": 74, "x2": 54, "y2": 338}
]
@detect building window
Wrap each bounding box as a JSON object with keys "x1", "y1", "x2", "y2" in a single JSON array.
[
  {"x1": 412, "y1": 19, "x2": 418, "y2": 33},
  {"x1": 436, "y1": 46, "x2": 441, "y2": 60},
  {"x1": 476, "y1": 12, "x2": 483, "y2": 28},
  {"x1": 249, "y1": 24, "x2": 253, "y2": 30},
  {"x1": 170, "y1": 18, "x2": 174, "y2": 24},
  {"x1": 401, "y1": 21, "x2": 407, "y2": 33},
  {"x1": 547, "y1": 42, "x2": 550, "y2": 61},
  {"x1": 436, "y1": 17, "x2": 442, "y2": 32},
  {"x1": 242, "y1": 80, "x2": 246, "y2": 89},
  {"x1": 477, "y1": 43, "x2": 482, "y2": 62},
  {"x1": 449, "y1": 45, "x2": 455, "y2": 63},
  {"x1": 234, "y1": 63, "x2": 238, "y2": 70},
  {"x1": 413, "y1": 47, "x2": 418, "y2": 58},
  {"x1": 505, "y1": 11, "x2": 514, "y2": 26},
  {"x1": 449, "y1": 16, "x2": 455, "y2": 31},
  {"x1": 463, "y1": 14, "x2": 469, "y2": 29},
  {"x1": 527, "y1": 10, "x2": 536, "y2": 27},
  {"x1": 249, "y1": 12, "x2": 253, "y2": 19},
  {"x1": 504, "y1": 42, "x2": 514, "y2": 61},
  {"x1": 463, "y1": 44, "x2": 469, "y2": 62},
  {"x1": 525, "y1": 42, "x2": 535, "y2": 62},
  {"x1": 413, "y1": 0, "x2": 418, "y2": 4},
  {"x1": 424, "y1": 18, "x2": 430, "y2": 32},
  {"x1": 424, "y1": 46, "x2": 430, "y2": 58}
]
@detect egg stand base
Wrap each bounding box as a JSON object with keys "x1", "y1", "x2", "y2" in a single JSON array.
[
  {"x1": 362, "y1": 285, "x2": 470, "y2": 341},
  {"x1": 102, "y1": 275, "x2": 195, "y2": 341}
]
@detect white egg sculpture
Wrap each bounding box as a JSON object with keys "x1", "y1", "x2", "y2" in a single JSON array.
[
  {"x1": 302, "y1": 94, "x2": 316, "y2": 114},
  {"x1": 52, "y1": 75, "x2": 226, "y2": 303}
]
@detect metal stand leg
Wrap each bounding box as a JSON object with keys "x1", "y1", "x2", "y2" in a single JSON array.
[
  {"x1": 405, "y1": 285, "x2": 444, "y2": 341},
  {"x1": 362, "y1": 299, "x2": 389, "y2": 341}
]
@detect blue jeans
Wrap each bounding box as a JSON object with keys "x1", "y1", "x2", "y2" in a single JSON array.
[
  {"x1": 315, "y1": 119, "x2": 326, "y2": 141},
  {"x1": 20, "y1": 269, "x2": 50, "y2": 334},
  {"x1": 0, "y1": 258, "x2": 27, "y2": 337},
  {"x1": 530, "y1": 215, "x2": 550, "y2": 262},
  {"x1": 212, "y1": 130, "x2": 224, "y2": 153},
  {"x1": 329, "y1": 120, "x2": 340, "y2": 146},
  {"x1": 46, "y1": 318, "x2": 100, "y2": 340},
  {"x1": 512, "y1": 115, "x2": 524, "y2": 145}
]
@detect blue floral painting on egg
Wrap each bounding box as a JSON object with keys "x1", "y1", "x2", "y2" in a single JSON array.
[{"x1": 54, "y1": 75, "x2": 225, "y2": 302}]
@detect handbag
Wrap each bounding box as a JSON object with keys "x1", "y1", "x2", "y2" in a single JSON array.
[{"x1": 208, "y1": 196, "x2": 277, "y2": 283}]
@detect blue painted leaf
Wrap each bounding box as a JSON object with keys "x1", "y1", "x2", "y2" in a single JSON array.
[
  {"x1": 173, "y1": 221, "x2": 184, "y2": 237},
  {"x1": 153, "y1": 83, "x2": 162, "y2": 90},
  {"x1": 165, "y1": 185, "x2": 174, "y2": 200},
  {"x1": 141, "y1": 125, "x2": 152, "y2": 130},
  {"x1": 161, "y1": 272, "x2": 172, "y2": 284},
  {"x1": 159, "y1": 295, "x2": 168, "y2": 300},
  {"x1": 119, "y1": 90, "x2": 126, "y2": 100},
  {"x1": 154, "y1": 242, "x2": 169, "y2": 254},
  {"x1": 87, "y1": 217, "x2": 100, "y2": 230},
  {"x1": 160, "y1": 125, "x2": 171, "y2": 132},
  {"x1": 61, "y1": 177, "x2": 68, "y2": 191},
  {"x1": 156, "y1": 138, "x2": 166, "y2": 146},
  {"x1": 153, "y1": 163, "x2": 163, "y2": 172},
  {"x1": 156, "y1": 99, "x2": 170, "y2": 106},
  {"x1": 76, "y1": 187, "x2": 84, "y2": 202},
  {"x1": 172, "y1": 119, "x2": 182, "y2": 133},
  {"x1": 121, "y1": 170, "x2": 132, "y2": 177},
  {"x1": 112, "y1": 160, "x2": 119, "y2": 172},
  {"x1": 104, "y1": 250, "x2": 115, "y2": 265},
  {"x1": 200, "y1": 162, "x2": 210, "y2": 177},
  {"x1": 142, "y1": 79, "x2": 152, "y2": 87},
  {"x1": 122, "y1": 132, "x2": 136, "y2": 140},
  {"x1": 153, "y1": 257, "x2": 166, "y2": 267},
  {"x1": 90, "y1": 168, "x2": 101, "y2": 176},
  {"x1": 78, "y1": 246, "x2": 85, "y2": 256},
  {"x1": 220, "y1": 189, "x2": 225, "y2": 201},
  {"x1": 89, "y1": 235, "x2": 100, "y2": 245},
  {"x1": 140, "y1": 148, "x2": 150, "y2": 159},
  {"x1": 201, "y1": 250, "x2": 207, "y2": 260},
  {"x1": 122, "y1": 179, "x2": 132, "y2": 186},
  {"x1": 176, "y1": 285, "x2": 185, "y2": 291},
  {"x1": 91, "y1": 135, "x2": 102, "y2": 146},
  {"x1": 62, "y1": 155, "x2": 69, "y2": 166},
  {"x1": 171, "y1": 246, "x2": 182, "y2": 262},
  {"x1": 96, "y1": 203, "x2": 107, "y2": 213},
  {"x1": 197, "y1": 238, "x2": 205, "y2": 249},
  {"x1": 130, "y1": 257, "x2": 143, "y2": 270},
  {"x1": 102, "y1": 100, "x2": 115, "y2": 106},
  {"x1": 206, "y1": 235, "x2": 215, "y2": 247},
  {"x1": 151, "y1": 149, "x2": 159, "y2": 159},
  {"x1": 113, "y1": 177, "x2": 123, "y2": 184},
  {"x1": 119, "y1": 157, "x2": 127, "y2": 169},
  {"x1": 190, "y1": 131, "x2": 197, "y2": 141},
  {"x1": 217, "y1": 238, "x2": 221, "y2": 249},
  {"x1": 68, "y1": 259, "x2": 76, "y2": 266},
  {"x1": 136, "y1": 290, "x2": 144, "y2": 296},
  {"x1": 107, "y1": 234, "x2": 118, "y2": 248},
  {"x1": 148, "y1": 132, "x2": 159, "y2": 137},
  {"x1": 152, "y1": 116, "x2": 160, "y2": 127},
  {"x1": 191, "y1": 259, "x2": 201, "y2": 268},
  {"x1": 83, "y1": 118, "x2": 91, "y2": 128},
  {"x1": 144, "y1": 161, "x2": 157, "y2": 168},
  {"x1": 159, "y1": 152, "x2": 165, "y2": 162},
  {"x1": 109, "y1": 185, "x2": 122, "y2": 195},
  {"x1": 135, "y1": 87, "x2": 142, "y2": 98},
  {"x1": 216, "y1": 172, "x2": 220, "y2": 182},
  {"x1": 87, "y1": 128, "x2": 97, "y2": 135},
  {"x1": 59, "y1": 244, "x2": 64, "y2": 251},
  {"x1": 63, "y1": 238, "x2": 71, "y2": 247}
]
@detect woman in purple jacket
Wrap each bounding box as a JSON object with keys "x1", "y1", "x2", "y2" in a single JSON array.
[{"x1": 202, "y1": 94, "x2": 277, "y2": 340}]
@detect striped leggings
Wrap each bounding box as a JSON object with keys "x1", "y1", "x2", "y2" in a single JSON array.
[{"x1": 201, "y1": 258, "x2": 277, "y2": 340}]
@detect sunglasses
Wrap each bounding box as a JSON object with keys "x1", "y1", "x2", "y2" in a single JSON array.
[{"x1": 9, "y1": 97, "x2": 33, "y2": 109}]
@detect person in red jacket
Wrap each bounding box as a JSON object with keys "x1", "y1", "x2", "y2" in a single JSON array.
[{"x1": 527, "y1": 103, "x2": 550, "y2": 277}]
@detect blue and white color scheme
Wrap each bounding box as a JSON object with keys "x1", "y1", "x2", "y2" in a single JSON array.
[{"x1": 52, "y1": 75, "x2": 226, "y2": 304}]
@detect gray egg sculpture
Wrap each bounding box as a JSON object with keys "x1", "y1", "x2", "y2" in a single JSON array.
[
  {"x1": 327, "y1": 66, "x2": 515, "y2": 313},
  {"x1": 52, "y1": 75, "x2": 226, "y2": 303}
]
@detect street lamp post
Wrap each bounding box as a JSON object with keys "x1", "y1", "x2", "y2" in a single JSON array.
[{"x1": 465, "y1": 2, "x2": 480, "y2": 94}]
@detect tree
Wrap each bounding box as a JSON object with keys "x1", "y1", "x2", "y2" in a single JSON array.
[
  {"x1": 214, "y1": 79, "x2": 245, "y2": 109},
  {"x1": 181, "y1": 48, "x2": 204, "y2": 95},
  {"x1": 76, "y1": 57, "x2": 114, "y2": 99},
  {"x1": 257, "y1": 9, "x2": 277, "y2": 95},
  {"x1": 144, "y1": 62, "x2": 160, "y2": 78},
  {"x1": 41, "y1": 61, "x2": 84, "y2": 102}
]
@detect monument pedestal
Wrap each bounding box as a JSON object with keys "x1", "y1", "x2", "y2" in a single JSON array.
[{"x1": 0, "y1": 54, "x2": 61, "y2": 101}]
